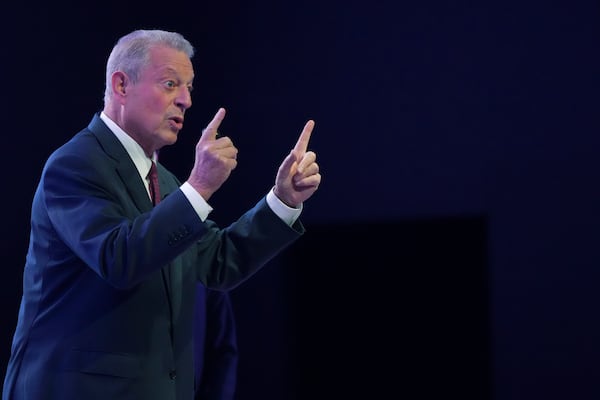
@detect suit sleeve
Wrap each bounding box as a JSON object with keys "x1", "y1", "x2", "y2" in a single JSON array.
[{"x1": 44, "y1": 142, "x2": 304, "y2": 291}]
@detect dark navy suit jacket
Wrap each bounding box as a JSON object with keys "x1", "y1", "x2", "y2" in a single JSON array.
[{"x1": 2, "y1": 114, "x2": 302, "y2": 400}]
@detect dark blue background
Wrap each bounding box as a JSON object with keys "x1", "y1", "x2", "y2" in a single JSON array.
[{"x1": 1, "y1": 1, "x2": 599, "y2": 398}]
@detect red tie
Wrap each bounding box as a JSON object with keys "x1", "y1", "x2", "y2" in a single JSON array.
[{"x1": 148, "y1": 161, "x2": 161, "y2": 205}]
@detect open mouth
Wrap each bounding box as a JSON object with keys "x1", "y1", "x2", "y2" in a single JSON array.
[{"x1": 168, "y1": 116, "x2": 184, "y2": 131}]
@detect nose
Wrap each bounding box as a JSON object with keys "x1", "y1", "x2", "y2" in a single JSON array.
[{"x1": 175, "y1": 87, "x2": 192, "y2": 111}]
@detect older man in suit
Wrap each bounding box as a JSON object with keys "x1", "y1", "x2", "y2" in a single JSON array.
[{"x1": 2, "y1": 29, "x2": 320, "y2": 400}]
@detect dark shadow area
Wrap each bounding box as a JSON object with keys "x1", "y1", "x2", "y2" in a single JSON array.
[{"x1": 232, "y1": 216, "x2": 490, "y2": 399}]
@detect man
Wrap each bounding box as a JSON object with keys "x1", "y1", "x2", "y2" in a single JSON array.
[{"x1": 2, "y1": 29, "x2": 320, "y2": 400}]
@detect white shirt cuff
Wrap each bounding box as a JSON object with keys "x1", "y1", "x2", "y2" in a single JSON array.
[
  {"x1": 181, "y1": 182, "x2": 213, "y2": 221},
  {"x1": 266, "y1": 188, "x2": 302, "y2": 226}
]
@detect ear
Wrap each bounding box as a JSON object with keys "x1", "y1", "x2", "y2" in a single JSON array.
[{"x1": 111, "y1": 71, "x2": 129, "y2": 98}]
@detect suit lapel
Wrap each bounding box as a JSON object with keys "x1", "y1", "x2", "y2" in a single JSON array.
[
  {"x1": 87, "y1": 113, "x2": 174, "y2": 310},
  {"x1": 87, "y1": 114, "x2": 153, "y2": 213}
]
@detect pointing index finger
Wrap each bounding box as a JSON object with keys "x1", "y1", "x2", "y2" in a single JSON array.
[
  {"x1": 293, "y1": 120, "x2": 315, "y2": 155},
  {"x1": 202, "y1": 107, "x2": 226, "y2": 140}
]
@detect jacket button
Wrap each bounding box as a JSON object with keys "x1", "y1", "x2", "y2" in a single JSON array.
[{"x1": 169, "y1": 370, "x2": 176, "y2": 380}]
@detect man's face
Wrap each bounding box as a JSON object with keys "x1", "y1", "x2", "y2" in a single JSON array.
[{"x1": 122, "y1": 45, "x2": 194, "y2": 156}]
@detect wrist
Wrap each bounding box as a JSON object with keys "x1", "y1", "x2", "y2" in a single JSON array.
[{"x1": 272, "y1": 186, "x2": 299, "y2": 208}]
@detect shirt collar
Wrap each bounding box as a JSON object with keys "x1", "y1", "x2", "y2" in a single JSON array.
[{"x1": 99, "y1": 112, "x2": 156, "y2": 178}]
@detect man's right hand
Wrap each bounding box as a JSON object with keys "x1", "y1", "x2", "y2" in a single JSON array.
[{"x1": 187, "y1": 108, "x2": 238, "y2": 200}]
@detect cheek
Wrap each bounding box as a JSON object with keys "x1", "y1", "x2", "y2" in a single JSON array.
[
  {"x1": 144, "y1": 96, "x2": 165, "y2": 111},
  {"x1": 140, "y1": 100, "x2": 168, "y2": 125},
  {"x1": 149, "y1": 97, "x2": 172, "y2": 117}
]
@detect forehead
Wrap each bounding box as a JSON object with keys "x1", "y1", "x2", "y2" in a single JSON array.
[{"x1": 145, "y1": 45, "x2": 194, "y2": 80}]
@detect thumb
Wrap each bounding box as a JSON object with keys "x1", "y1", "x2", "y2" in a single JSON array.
[{"x1": 277, "y1": 149, "x2": 298, "y2": 177}]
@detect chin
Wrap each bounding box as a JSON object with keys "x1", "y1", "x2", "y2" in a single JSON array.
[{"x1": 163, "y1": 128, "x2": 179, "y2": 140}]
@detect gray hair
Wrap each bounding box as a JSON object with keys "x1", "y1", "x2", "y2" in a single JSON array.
[{"x1": 103, "y1": 29, "x2": 195, "y2": 103}]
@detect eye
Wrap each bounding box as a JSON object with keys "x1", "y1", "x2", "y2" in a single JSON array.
[
  {"x1": 165, "y1": 80, "x2": 176, "y2": 89},
  {"x1": 187, "y1": 85, "x2": 194, "y2": 93}
]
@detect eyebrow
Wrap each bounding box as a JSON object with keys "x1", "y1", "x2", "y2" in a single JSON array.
[{"x1": 159, "y1": 67, "x2": 194, "y2": 84}]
